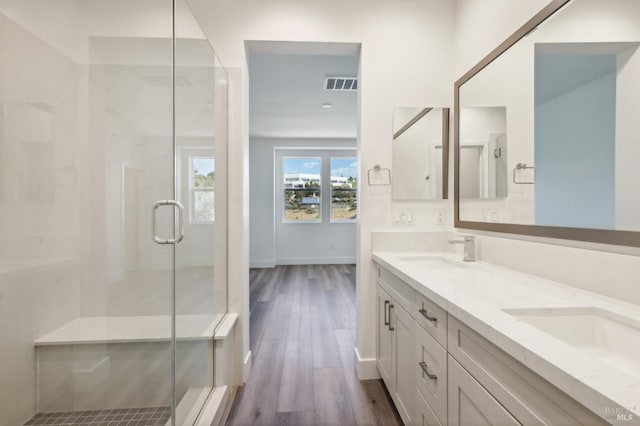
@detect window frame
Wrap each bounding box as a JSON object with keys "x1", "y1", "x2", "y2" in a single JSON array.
[
  {"x1": 281, "y1": 156, "x2": 323, "y2": 224},
  {"x1": 189, "y1": 155, "x2": 215, "y2": 225}
]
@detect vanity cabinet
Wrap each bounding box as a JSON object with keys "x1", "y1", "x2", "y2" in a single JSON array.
[
  {"x1": 447, "y1": 315, "x2": 607, "y2": 425},
  {"x1": 374, "y1": 263, "x2": 607, "y2": 426}
]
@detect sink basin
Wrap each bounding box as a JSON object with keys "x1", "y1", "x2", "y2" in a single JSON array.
[
  {"x1": 503, "y1": 307, "x2": 640, "y2": 378},
  {"x1": 395, "y1": 255, "x2": 465, "y2": 269}
]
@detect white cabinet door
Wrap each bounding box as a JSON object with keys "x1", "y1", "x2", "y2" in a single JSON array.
[
  {"x1": 448, "y1": 355, "x2": 520, "y2": 426},
  {"x1": 416, "y1": 388, "x2": 442, "y2": 426},
  {"x1": 392, "y1": 302, "x2": 416, "y2": 425},
  {"x1": 377, "y1": 284, "x2": 393, "y2": 389}
]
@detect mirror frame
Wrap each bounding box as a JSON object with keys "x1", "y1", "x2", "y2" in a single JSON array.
[
  {"x1": 392, "y1": 107, "x2": 450, "y2": 200},
  {"x1": 454, "y1": 0, "x2": 640, "y2": 248}
]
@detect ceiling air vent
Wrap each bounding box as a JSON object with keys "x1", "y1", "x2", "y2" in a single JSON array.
[{"x1": 324, "y1": 76, "x2": 358, "y2": 91}]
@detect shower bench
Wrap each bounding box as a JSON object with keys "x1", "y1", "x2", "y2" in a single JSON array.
[{"x1": 33, "y1": 313, "x2": 237, "y2": 419}]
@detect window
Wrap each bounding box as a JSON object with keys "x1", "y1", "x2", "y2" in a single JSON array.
[
  {"x1": 283, "y1": 157, "x2": 321, "y2": 222},
  {"x1": 191, "y1": 157, "x2": 214, "y2": 223},
  {"x1": 330, "y1": 157, "x2": 357, "y2": 221}
]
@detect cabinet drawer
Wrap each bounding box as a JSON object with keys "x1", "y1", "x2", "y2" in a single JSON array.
[
  {"x1": 415, "y1": 292, "x2": 447, "y2": 347},
  {"x1": 377, "y1": 266, "x2": 415, "y2": 316},
  {"x1": 416, "y1": 386, "x2": 442, "y2": 426},
  {"x1": 447, "y1": 315, "x2": 607, "y2": 425},
  {"x1": 415, "y1": 325, "x2": 447, "y2": 424}
]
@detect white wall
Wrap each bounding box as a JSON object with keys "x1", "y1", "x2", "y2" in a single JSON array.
[
  {"x1": 453, "y1": 0, "x2": 551, "y2": 76},
  {"x1": 250, "y1": 138, "x2": 357, "y2": 267},
  {"x1": 454, "y1": 0, "x2": 640, "y2": 305},
  {"x1": 186, "y1": 0, "x2": 456, "y2": 381}
]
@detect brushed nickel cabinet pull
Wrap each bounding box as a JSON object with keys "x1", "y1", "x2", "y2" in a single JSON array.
[
  {"x1": 384, "y1": 300, "x2": 390, "y2": 326},
  {"x1": 418, "y1": 308, "x2": 438, "y2": 325},
  {"x1": 419, "y1": 361, "x2": 437, "y2": 380}
]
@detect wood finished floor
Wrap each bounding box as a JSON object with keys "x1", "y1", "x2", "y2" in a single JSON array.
[{"x1": 226, "y1": 265, "x2": 403, "y2": 426}]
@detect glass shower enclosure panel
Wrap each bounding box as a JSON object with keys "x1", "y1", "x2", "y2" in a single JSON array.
[
  {"x1": 0, "y1": 1, "x2": 225, "y2": 425},
  {"x1": 174, "y1": 0, "x2": 229, "y2": 422}
]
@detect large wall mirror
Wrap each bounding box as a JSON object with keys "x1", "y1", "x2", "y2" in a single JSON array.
[
  {"x1": 455, "y1": 0, "x2": 640, "y2": 247},
  {"x1": 392, "y1": 107, "x2": 449, "y2": 200}
]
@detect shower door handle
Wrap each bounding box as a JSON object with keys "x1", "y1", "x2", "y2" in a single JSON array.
[{"x1": 152, "y1": 200, "x2": 185, "y2": 244}]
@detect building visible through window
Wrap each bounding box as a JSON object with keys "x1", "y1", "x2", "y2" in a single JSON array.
[
  {"x1": 283, "y1": 157, "x2": 321, "y2": 221},
  {"x1": 330, "y1": 157, "x2": 357, "y2": 221}
]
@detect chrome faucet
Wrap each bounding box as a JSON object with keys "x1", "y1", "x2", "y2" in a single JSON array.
[{"x1": 449, "y1": 235, "x2": 475, "y2": 262}]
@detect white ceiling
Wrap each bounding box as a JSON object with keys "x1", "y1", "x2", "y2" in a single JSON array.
[{"x1": 248, "y1": 49, "x2": 359, "y2": 139}]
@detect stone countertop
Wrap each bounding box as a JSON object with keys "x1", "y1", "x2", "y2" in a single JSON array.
[{"x1": 372, "y1": 251, "x2": 640, "y2": 424}]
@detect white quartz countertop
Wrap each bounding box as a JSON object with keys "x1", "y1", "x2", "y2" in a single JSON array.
[{"x1": 372, "y1": 251, "x2": 640, "y2": 423}]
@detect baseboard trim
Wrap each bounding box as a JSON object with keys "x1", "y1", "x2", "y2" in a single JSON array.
[
  {"x1": 242, "y1": 350, "x2": 252, "y2": 383},
  {"x1": 355, "y1": 347, "x2": 380, "y2": 380},
  {"x1": 275, "y1": 257, "x2": 356, "y2": 265},
  {"x1": 249, "y1": 259, "x2": 275, "y2": 268}
]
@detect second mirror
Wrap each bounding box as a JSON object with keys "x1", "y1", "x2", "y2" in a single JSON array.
[{"x1": 392, "y1": 107, "x2": 449, "y2": 200}]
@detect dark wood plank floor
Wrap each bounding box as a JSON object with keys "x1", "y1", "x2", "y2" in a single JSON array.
[{"x1": 226, "y1": 265, "x2": 402, "y2": 426}]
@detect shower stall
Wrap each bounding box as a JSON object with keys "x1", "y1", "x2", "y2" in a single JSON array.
[{"x1": 0, "y1": 0, "x2": 228, "y2": 424}]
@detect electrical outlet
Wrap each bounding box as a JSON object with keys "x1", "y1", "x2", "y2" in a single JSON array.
[
  {"x1": 394, "y1": 211, "x2": 414, "y2": 226},
  {"x1": 436, "y1": 211, "x2": 445, "y2": 225}
]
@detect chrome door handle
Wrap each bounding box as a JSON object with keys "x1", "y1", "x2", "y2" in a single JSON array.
[
  {"x1": 419, "y1": 361, "x2": 437, "y2": 381},
  {"x1": 418, "y1": 308, "x2": 438, "y2": 325},
  {"x1": 388, "y1": 304, "x2": 395, "y2": 331},
  {"x1": 384, "y1": 300, "x2": 390, "y2": 326},
  {"x1": 152, "y1": 200, "x2": 185, "y2": 244}
]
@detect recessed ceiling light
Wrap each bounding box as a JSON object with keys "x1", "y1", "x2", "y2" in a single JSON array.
[{"x1": 321, "y1": 103, "x2": 333, "y2": 109}]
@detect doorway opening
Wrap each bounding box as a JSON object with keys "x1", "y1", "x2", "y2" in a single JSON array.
[{"x1": 246, "y1": 41, "x2": 360, "y2": 269}]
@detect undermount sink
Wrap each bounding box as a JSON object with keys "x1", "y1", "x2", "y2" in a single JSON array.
[
  {"x1": 503, "y1": 307, "x2": 640, "y2": 378},
  {"x1": 395, "y1": 255, "x2": 465, "y2": 269}
]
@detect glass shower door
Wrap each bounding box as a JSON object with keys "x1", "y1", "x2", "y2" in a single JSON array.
[
  {"x1": 0, "y1": 0, "x2": 226, "y2": 424},
  {"x1": 0, "y1": 0, "x2": 178, "y2": 424},
  {"x1": 65, "y1": 0, "x2": 178, "y2": 422}
]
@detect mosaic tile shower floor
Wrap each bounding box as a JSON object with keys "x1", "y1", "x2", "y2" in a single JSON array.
[{"x1": 23, "y1": 407, "x2": 171, "y2": 425}]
